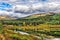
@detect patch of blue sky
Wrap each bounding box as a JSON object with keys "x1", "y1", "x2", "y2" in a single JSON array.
[
  {"x1": 0, "y1": 7, "x2": 6, "y2": 11},
  {"x1": 0, "y1": 2, "x2": 12, "y2": 10},
  {"x1": 0, "y1": 2, "x2": 12, "y2": 8}
]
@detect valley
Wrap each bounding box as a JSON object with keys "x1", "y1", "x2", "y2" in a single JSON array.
[{"x1": 0, "y1": 12, "x2": 60, "y2": 40}]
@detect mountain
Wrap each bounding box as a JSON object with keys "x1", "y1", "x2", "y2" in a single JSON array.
[
  {"x1": 17, "y1": 12, "x2": 60, "y2": 25},
  {"x1": 1, "y1": 12, "x2": 60, "y2": 26},
  {"x1": 0, "y1": 12, "x2": 59, "y2": 20},
  {"x1": 22, "y1": 12, "x2": 56, "y2": 19},
  {"x1": 0, "y1": 15, "x2": 16, "y2": 20}
]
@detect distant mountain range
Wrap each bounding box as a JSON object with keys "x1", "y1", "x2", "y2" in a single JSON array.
[
  {"x1": 0, "y1": 12, "x2": 59, "y2": 20},
  {"x1": 20, "y1": 12, "x2": 59, "y2": 19},
  {"x1": 0, "y1": 15, "x2": 16, "y2": 20}
]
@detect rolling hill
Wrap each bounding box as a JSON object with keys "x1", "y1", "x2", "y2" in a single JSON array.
[
  {"x1": 23, "y1": 12, "x2": 56, "y2": 19},
  {"x1": 0, "y1": 12, "x2": 60, "y2": 26},
  {"x1": 0, "y1": 15, "x2": 16, "y2": 20},
  {"x1": 17, "y1": 12, "x2": 60, "y2": 25}
]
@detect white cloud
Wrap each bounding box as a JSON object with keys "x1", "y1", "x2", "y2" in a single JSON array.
[
  {"x1": 0, "y1": 0, "x2": 60, "y2": 18},
  {"x1": 47, "y1": 2, "x2": 60, "y2": 8},
  {"x1": 15, "y1": 5, "x2": 30, "y2": 12},
  {"x1": 32, "y1": 3, "x2": 43, "y2": 10},
  {"x1": 0, "y1": 10, "x2": 10, "y2": 16},
  {"x1": 0, "y1": 0, "x2": 17, "y2": 2},
  {"x1": 9, "y1": 0, "x2": 17, "y2": 2},
  {"x1": 0, "y1": 10, "x2": 31, "y2": 18},
  {"x1": 11, "y1": 13, "x2": 31, "y2": 18}
]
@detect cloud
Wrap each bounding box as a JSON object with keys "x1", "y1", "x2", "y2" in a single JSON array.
[
  {"x1": 13, "y1": 0, "x2": 60, "y2": 13},
  {"x1": 45, "y1": 2, "x2": 60, "y2": 11},
  {"x1": 13, "y1": 3, "x2": 45, "y2": 14},
  {"x1": 0, "y1": 0, "x2": 60, "y2": 18},
  {"x1": 0, "y1": 10, "x2": 31, "y2": 18},
  {"x1": 15, "y1": 5, "x2": 30, "y2": 12},
  {"x1": 0, "y1": 10, "x2": 11, "y2": 16},
  {"x1": 11, "y1": 13, "x2": 31, "y2": 18},
  {"x1": 32, "y1": 3, "x2": 43, "y2": 10},
  {"x1": 9, "y1": 0, "x2": 17, "y2": 2}
]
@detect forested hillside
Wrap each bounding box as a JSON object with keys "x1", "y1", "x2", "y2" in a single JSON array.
[{"x1": 0, "y1": 13, "x2": 60, "y2": 40}]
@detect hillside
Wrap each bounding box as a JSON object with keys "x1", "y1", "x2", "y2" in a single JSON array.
[
  {"x1": 16, "y1": 12, "x2": 60, "y2": 25},
  {"x1": 0, "y1": 13, "x2": 60, "y2": 40},
  {"x1": 23, "y1": 12, "x2": 56, "y2": 19},
  {"x1": 0, "y1": 15, "x2": 16, "y2": 20},
  {"x1": 1, "y1": 12, "x2": 60, "y2": 25}
]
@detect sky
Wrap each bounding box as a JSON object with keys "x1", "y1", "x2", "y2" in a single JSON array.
[{"x1": 0, "y1": 0, "x2": 60, "y2": 18}]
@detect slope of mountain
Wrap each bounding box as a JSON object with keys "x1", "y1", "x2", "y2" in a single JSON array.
[
  {"x1": 0, "y1": 12, "x2": 60, "y2": 25},
  {"x1": 0, "y1": 15, "x2": 16, "y2": 20},
  {"x1": 23, "y1": 12, "x2": 56, "y2": 19},
  {"x1": 0, "y1": 12, "x2": 60, "y2": 40},
  {"x1": 17, "y1": 12, "x2": 60, "y2": 25}
]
